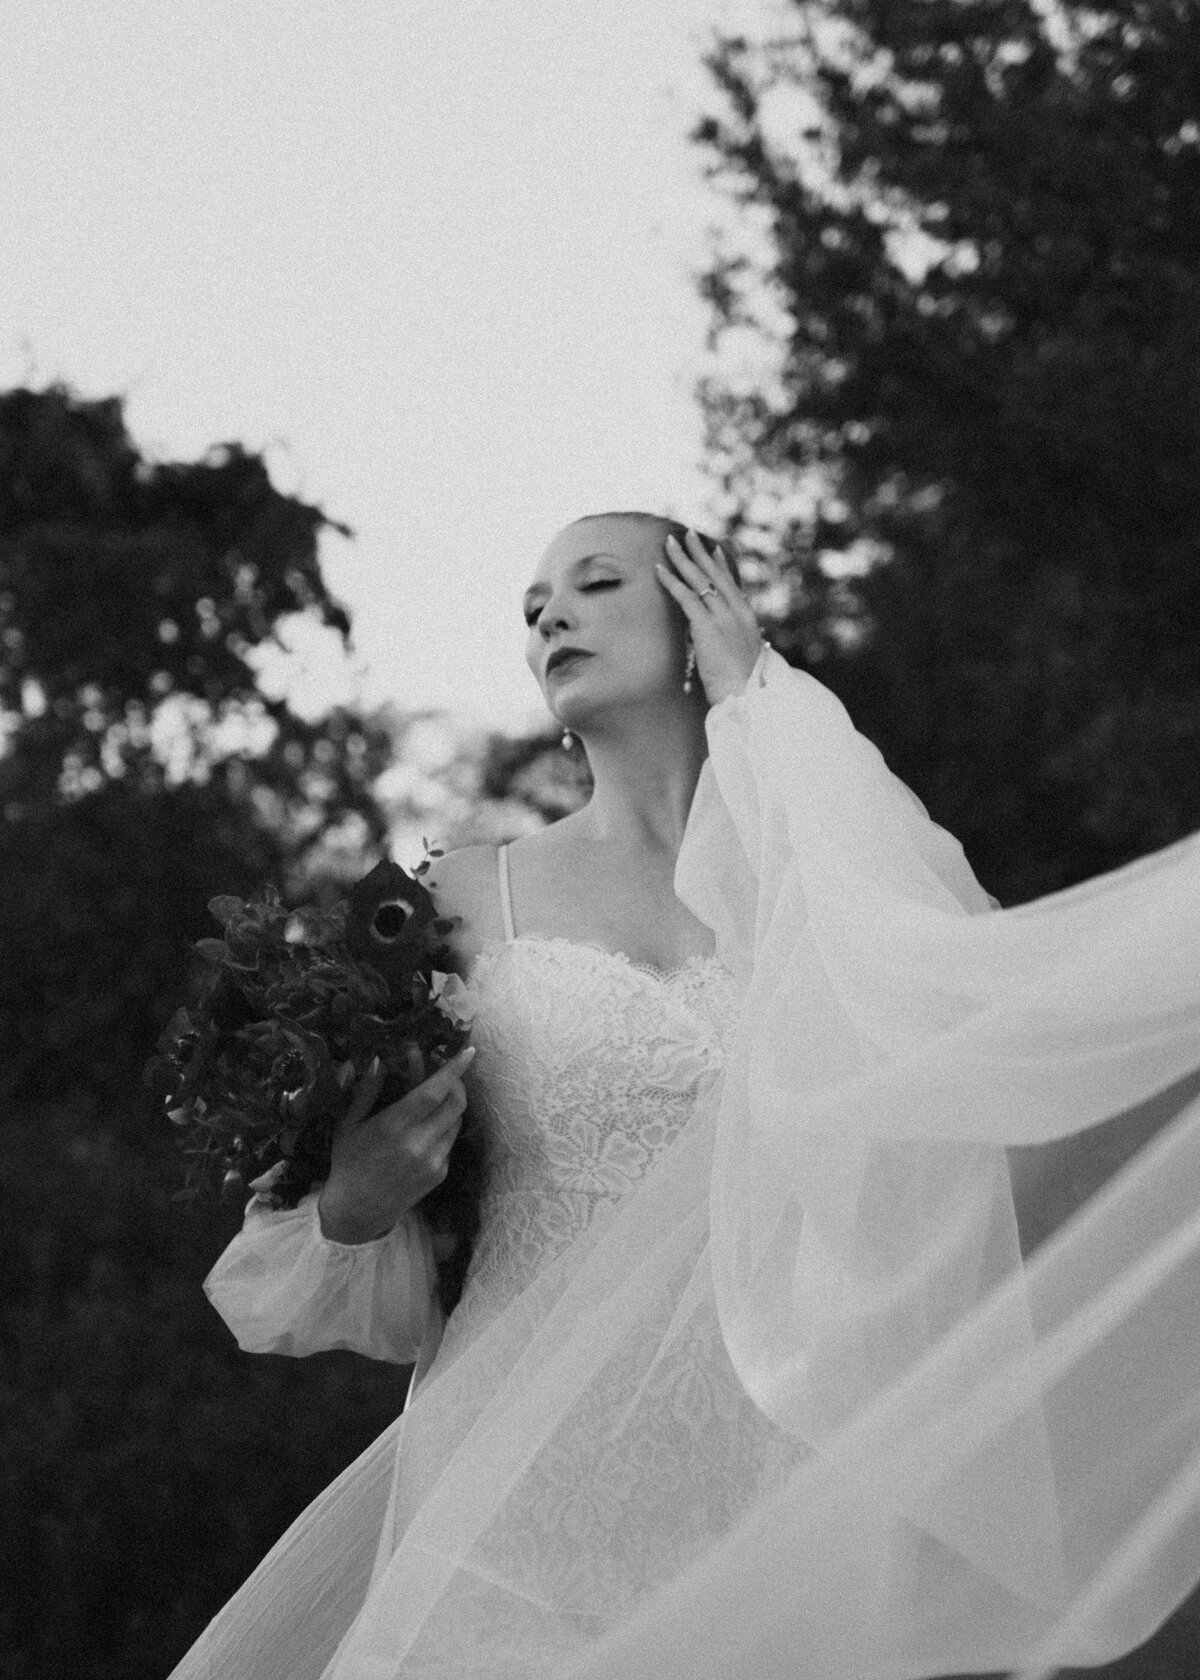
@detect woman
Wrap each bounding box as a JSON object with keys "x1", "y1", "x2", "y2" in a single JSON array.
[{"x1": 174, "y1": 514, "x2": 1200, "y2": 1680}]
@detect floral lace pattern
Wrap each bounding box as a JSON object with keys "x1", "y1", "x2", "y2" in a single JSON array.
[
  {"x1": 438, "y1": 937, "x2": 739, "y2": 1356},
  {"x1": 342, "y1": 936, "x2": 809, "y2": 1678},
  {"x1": 391, "y1": 1260, "x2": 807, "y2": 1679}
]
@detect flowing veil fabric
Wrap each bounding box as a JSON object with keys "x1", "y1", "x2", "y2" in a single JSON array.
[
  {"x1": 172, "y1": 647, "x2": 1200, "y2": 1680},
  {"x1": 660, "y1": 646, "x2": 1200, "y2": 1676}
]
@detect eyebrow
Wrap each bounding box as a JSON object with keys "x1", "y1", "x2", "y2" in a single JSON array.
[{"x1": 521, "y1": 552, "x2": 621, "y2": 610}]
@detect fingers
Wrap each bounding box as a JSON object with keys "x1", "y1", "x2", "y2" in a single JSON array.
[
  {"x1": 654, "y1": 556, "x2": 703, "y2": 619},
  {"x1": 402, "y1": 1041, "x2": 426, "y2": 1088},
  {"x1": 341, "y1": 1055, "x2": 387, "y2": 1131},
  {"x1": 686, "y1": 531, "x2": 754, "y2": 618},
  {"x1": 325, "y1": 1048, "x2": 473, "y2": 1226},
  {"x1": 410, "y1": 1081, "x2": 469, "y2": 1142},
  {"x1": 342, "y1": 1043, "x2": 473, "y2": 1134},
  {"x1": 661, "y1": 531, "x2": 715, "y2": 603},
  {"x1": 406, "y1": 1091, "x2": 467, "y2": 1187},
  {"x1": 660, "y1": 531, "x2": 746, "y2": 614},
  {"x1": 426, "y1": 1124, "x2": 460, "y2": 1184},
  {"x1": 404, "y1": 1044, "x2": 476, "y2": 1120},
  {"x1": 680, "y1": 529, "x2": 743, "y2": 609}
]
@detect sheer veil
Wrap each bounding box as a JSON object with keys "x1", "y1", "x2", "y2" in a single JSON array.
[
  {"x1": 173, "y1": 645, "x2": 1200, "y2": 1680},
  {"x1": 664, "y1": 644, "x2": 1200, "y2": 1677}
]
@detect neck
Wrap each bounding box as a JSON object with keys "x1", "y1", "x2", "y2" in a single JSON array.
[{"x1": 572, "y1": 698, "x2": 709, "y2": 854}]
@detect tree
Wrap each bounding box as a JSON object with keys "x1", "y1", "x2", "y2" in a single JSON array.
[
  {"x1": 0, "y1": 383, "x2": 394, "y2": 1111},
  {"x1": 0, "y1": 385, "x2": 406, "y2": 1680},
  {"x1": 695, "y1": 0, "x2": 1200, "y2": 904},
  {"x1": 365, "y1": 705, "x2": 591, "y2": 859}
]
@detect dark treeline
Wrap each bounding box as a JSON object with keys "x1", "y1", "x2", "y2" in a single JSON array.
[
  {"x1": 696, "y1": 0, "x2": 1200, "y2": 909},
  {"x1": 4, "y1": 2, "x2": 1200, "y2": 1673},
  {"x1": 0, "y1": 387, "x2": 408, "y2": 1678}
]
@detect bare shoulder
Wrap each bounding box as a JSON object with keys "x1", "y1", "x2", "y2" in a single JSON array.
[{"x1": 424, "y1": 843, "x2": 505, "y2": 973}]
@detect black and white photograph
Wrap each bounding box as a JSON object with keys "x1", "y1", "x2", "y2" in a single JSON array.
[{"x1": 3, "y1": 3, "x2": 1200, "y2": 1677}]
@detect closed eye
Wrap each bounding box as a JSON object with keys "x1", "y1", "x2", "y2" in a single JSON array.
[{"x1": 523, "y1": 578, "x2": 619, "y2": 626}]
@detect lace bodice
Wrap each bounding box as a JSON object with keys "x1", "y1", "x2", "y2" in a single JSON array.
[{"x1": 441, "y1": 935, "x2": 741, "y2": 1351}]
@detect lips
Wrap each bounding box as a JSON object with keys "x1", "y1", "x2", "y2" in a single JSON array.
[{"x1": 545, "y1": 648, "x2": 592, "y2": 678}]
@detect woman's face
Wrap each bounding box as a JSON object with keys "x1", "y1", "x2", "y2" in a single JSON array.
[{"x1": 523, "y1": 515, "x2": 687, "y2": 725}]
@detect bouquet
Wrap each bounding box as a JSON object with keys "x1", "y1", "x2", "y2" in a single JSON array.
[{"x1": 144, "y1": 853, "x2": 485, "y2": 1313}]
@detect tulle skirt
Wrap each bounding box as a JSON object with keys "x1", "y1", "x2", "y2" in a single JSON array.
[{"x1": 171, "y1": 1070, "x2": 1200, "y2": 1679}]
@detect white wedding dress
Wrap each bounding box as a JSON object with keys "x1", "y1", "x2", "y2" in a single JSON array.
[{"x1": 172, "y1": 647, "x2": 1200, "y2": 1680}]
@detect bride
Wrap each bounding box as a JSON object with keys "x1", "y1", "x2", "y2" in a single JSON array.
[{"x1": 172, "y1": 514, "x2": 1200, "y2": 1680}]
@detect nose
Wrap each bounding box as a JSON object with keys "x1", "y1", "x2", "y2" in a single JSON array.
[{"x1": 536, "y1": 590, "x2": 575, "y2": 637}]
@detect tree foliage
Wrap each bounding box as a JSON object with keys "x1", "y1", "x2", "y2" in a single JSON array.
[
  {"x1": 695, "y1": 0, "x2": 1200, "y2": 904},
  {"x1": 476, "y1": 728, "x2": 592, "y2": 826},
  {"x1": 364, "y1": 705, "x2": 590, "y2": 858},
  {"x1": 0, "y1": 1107, "x2": 407, "y2": 1680},
  {"x1": 0, "y1": 384, "x2": 394, "y2": 1111},
  {"x1": 0, "y1": 385, "x2": 405, "y2": 1679}
]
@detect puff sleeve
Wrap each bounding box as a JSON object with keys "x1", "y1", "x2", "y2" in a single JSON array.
[{"x1": 204, "y1": 1189, "x2": 440, "y2": 1366}]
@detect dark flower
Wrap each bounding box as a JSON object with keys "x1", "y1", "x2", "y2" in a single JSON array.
[
  {"x1": 272, "y1": 1021, "x2": 342, "y2": 1126},
  {"x1": 345, "y1": 859, "x2": 443, "y2": 983}
]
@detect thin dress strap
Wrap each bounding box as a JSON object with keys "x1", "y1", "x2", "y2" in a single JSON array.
[{"x1": 497, "y1": 842, "x2": 517, "y2": 942}]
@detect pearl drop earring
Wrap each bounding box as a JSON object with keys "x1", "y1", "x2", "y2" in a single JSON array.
[
  {"x1": 682, "y1": 640, "x2": 697, "y2": 696},
  {"x1": 562, "y1": 728, "x2": 575, "y2": 751}
]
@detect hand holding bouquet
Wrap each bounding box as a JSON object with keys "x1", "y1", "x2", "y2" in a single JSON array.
[{"x1": 144, "y1": 854, "x2": 484, "y2": 1312}]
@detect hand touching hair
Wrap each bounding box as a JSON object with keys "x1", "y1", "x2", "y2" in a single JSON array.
[{"x1": 654, "y1": 527, "x2": 765, "y2": 707}]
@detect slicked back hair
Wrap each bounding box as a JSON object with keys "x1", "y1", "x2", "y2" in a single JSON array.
[{"x1": 568, "y1": 511, "x2": 741, "y2": 585}]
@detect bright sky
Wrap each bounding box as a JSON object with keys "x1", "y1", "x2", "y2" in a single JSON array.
[{"x1": 1, "y1": 0, "x2": 771, "y2": 734}]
